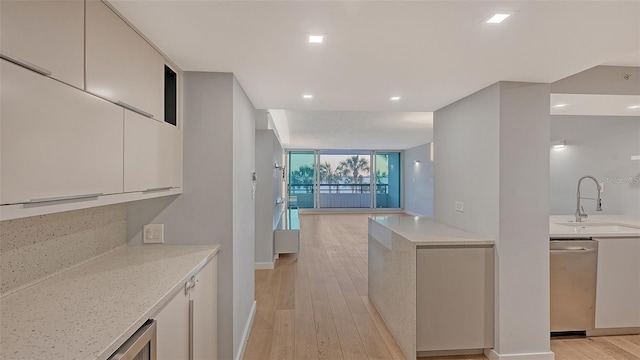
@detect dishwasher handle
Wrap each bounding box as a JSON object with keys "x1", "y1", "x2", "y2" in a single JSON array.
[{"x1": 550, "y1": 248, "x2": 597, "y2": 254}]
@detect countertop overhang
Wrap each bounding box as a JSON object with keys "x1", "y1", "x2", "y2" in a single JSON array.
[
  {"x1": 0, "y1": 244, "x2": 220, "y2": 360},
  {"x1": 369, "y1": 215, "x2": 495, "y2": 246}
]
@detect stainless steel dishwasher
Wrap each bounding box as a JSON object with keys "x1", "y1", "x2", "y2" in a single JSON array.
[{"x1": 550, "y1": 239, "x2": 598, "y2": 336}]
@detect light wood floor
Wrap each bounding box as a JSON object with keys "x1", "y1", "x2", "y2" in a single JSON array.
[{"x1": 244, "y1": 213, "x2": 640, "y2": 360}]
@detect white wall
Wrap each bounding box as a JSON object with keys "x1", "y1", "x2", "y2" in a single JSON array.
[
  {"x1": 496, "y1": 82, "x2": 551, "y2": 357},
  {"x1": 551, "y1": 66, "x2": 640, "y2": 95},
  {"x1": 232, "y1": 76, "x2": 256, "y2": 358},
  {"x1": 403, "y1": 143, "x2": 434, "y2": 216},
  {"x1": 255, "y1": 130, "x2": 284, "y2": 266},
  {"x1": 254, "y1": 131, "x2": 274, "y2": 265},
  {"x1": 126, "y1": 72, "x2": 256, "y2": 360},
  {"x1": 434, "y1": 82, "x2": 552, "y2": 359},
  {"x1": 434, "y1": 84, "x2": 500, "y2": 237},
  {"x1": 550, "y1": 115, "x2": 640, "y2": 217}
]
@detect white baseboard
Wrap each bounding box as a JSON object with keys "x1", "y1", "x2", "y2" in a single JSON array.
[
  {"x1": 486, "y1": 349, "x2": 555, "y2": 360},
  {"x1": 587, "y1": 327, "x2": 640, "y2": 336},
  {"x1": 254, "y1": 261, "x2": 274, "y2": 270},
  {"x1": 235, "y1": 300, "x2": 257, "y2": 360}
]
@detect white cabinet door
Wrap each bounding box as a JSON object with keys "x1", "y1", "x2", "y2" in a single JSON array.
[
  {"x1": 594, "y1": 237, "x2": 640, "y2": 329},
  {"x1": 0, "y1": 0, "x2": 84, "y2": 88},
  {"x1": 416, "y1": 247, "x2": 494, "y2": 351},
  {"x1": 124, "y1": 111, "x2": 180, "y2": 192},
  {"x1": 86, "y1": 0, "x2": 164, "y2": 120},
  {"x1": 0, "y1": 60, "x2": 124, "y2": 205},
  {"x1": 155, "y1": 258, "x2": 217, "y2": 360},
  {"x1": 155, "y1": 287, "x2": 190, "y2": 360},
  {"x1": 191, "y1": 257, "x2": 217, "y2": 360}
]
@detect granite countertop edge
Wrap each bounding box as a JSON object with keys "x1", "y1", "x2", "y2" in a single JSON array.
[{"x1": 1, "y1": 244, "x2": 220, "y2": 360}]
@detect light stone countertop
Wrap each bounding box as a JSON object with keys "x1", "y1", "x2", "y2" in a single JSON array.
[
  {"x1": 0, "y1": 244, "x2": 220, "y2": 360},
  {"x1": 550, "y1": 215, "x2": 640, "y2": 238},
  {"x1": 369, "y1": 215, "x2": 495, "y2": 246}
]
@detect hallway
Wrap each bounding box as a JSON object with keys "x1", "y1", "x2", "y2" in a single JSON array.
[{"x1": 244, "y1": 214, "x2": 483, "y2": 360}]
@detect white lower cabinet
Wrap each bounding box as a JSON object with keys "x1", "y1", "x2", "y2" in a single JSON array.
[
  {"x1": 191, "y1": 257, "x2": 217, "y2": 359},
  {"x1": 124, "y1": 111, "x2": 181, "y2": 192},
  {"x1": 416, "y1": 246, "x2": 494, "y2": 352},
  {"x1": 155, "y1": 257, "x2": 217, "y2": 360},
  {"x1": 594, "y1": 237, "x2": 640, "y2": 330},
  {"x1": 0, "y1": 59, "x2": 124, "y2": 205},
  {"x1": 154, "y1": 282, "x2": 190, "y2": 360}
]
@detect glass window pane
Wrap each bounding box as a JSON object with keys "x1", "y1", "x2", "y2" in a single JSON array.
[
  {"x1": 375, "y1": 152, "x2": 401, "y2": 208},
  {"x1": 287, "y1": 151, "x2": 315, "y2": 208},
  {"x1": 318, "y1": 153, "x2": 371, "y2": 208}
]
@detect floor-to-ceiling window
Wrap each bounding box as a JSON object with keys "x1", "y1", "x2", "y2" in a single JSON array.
[
  {"x1": 287, "y1": 151, "x2": 315, "y2": 209},
  {"x1": 319, "y1": 151, "x2": 372, "y2": 208},
  {"x1": 374, "y1": 152, "x2": 401, "y2": 208},
  {"x1": 287, "y1": 150, "x2": 402, "y2": 209}
]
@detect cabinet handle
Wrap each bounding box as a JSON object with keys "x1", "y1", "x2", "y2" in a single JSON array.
[
  {"x1": 0, "y1": 52, "x2": 52, "y2": 76},
  {"x1": 28, "y1": 193, "x2": 103, "y2": 204},
  {"x1": 116, "y1": 100, "x2": 154, "y2": 119},
  {"x1": 189, "y1": 299, "x2": 194, "y2": 360},
  {"x1": 143, "y1": 187, "x2": 173, "y2": 193},
  {"x1": 184, "y1": 276, "x2": 196, "y2": 295}
]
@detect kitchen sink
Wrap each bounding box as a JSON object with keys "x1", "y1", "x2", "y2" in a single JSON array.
[{"x1": 555, "y1": 222, "x2": 640, "y2": 234}]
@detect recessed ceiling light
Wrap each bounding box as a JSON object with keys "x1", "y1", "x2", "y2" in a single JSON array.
[
  {"x1": 390, "y1": 96, "x2": 401, "y2": 101},
  {"x1": 627, "y1": 105, "x2": 640, "y2": 109},
  {"x1": 486, "y1": 13, "x2": 511, "y2": 24},
  {"x1": 308, "y1": 35, "x2": 324, "y2": 44},
  {"x1": 303, "y1": 94, "x2": 314, "y2": 99},
  {"x1": 552, "y1": 104, "x2": 569, "y2": 108}
]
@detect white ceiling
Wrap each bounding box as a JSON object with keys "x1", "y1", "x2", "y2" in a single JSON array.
[
  {"x1": 108, "y1": 0, "x2": 640, "y2": 149},
  {"x1": 603, "y1": 50, "x2": 640, "y2": 67},
  {"x1": 270, "y1": 110, "x2": 433, "y2": 150}
]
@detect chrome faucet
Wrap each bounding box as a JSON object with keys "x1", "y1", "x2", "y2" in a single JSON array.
[{"x1": 575, "y1": 175, "x2": 603, "y2": 222}]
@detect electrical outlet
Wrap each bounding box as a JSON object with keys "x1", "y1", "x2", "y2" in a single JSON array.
[
  {"x1": 455, "y1": 201, "x2": 464, "y2": 212},
  {"x1": 143, "y1": 224, "x2": 164, "y2": 244}
]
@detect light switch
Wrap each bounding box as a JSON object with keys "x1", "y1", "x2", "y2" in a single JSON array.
[
  {"x1": 143, "y1": 224, "x2": 164, "y2": 244},
  {"x1": 455, "y1": 201, "x2": 464, "y2": 212}
]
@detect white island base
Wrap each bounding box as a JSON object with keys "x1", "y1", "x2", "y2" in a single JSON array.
[{"x1": 368, "y1": 215, "x2": 495, "y2": 359}]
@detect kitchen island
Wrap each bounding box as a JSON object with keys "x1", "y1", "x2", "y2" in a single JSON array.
[
  {"x1": 0, "y1": 244, "x2": 219, "y2": 360},
  {"x1": 368, "y1": 215, "x2": 495, "y2": 359}
]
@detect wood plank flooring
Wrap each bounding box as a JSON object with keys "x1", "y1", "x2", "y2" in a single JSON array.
[{"x1": 244, "y1": 213, "x2": 640, "y2": 360}]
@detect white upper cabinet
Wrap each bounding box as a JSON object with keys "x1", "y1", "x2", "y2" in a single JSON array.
[
  {"x1": 0, "y1": 60, "x2": 124, "y2": 205},
  {"x1": 86, "y1": 0, "x2": 164, "y2": 120},
  {"x1": 0, "y1": 0, "x2": 84, "y2": 88},
  {"x1": 124, "y1": 110, "x2": 180, "y2": 193}
]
